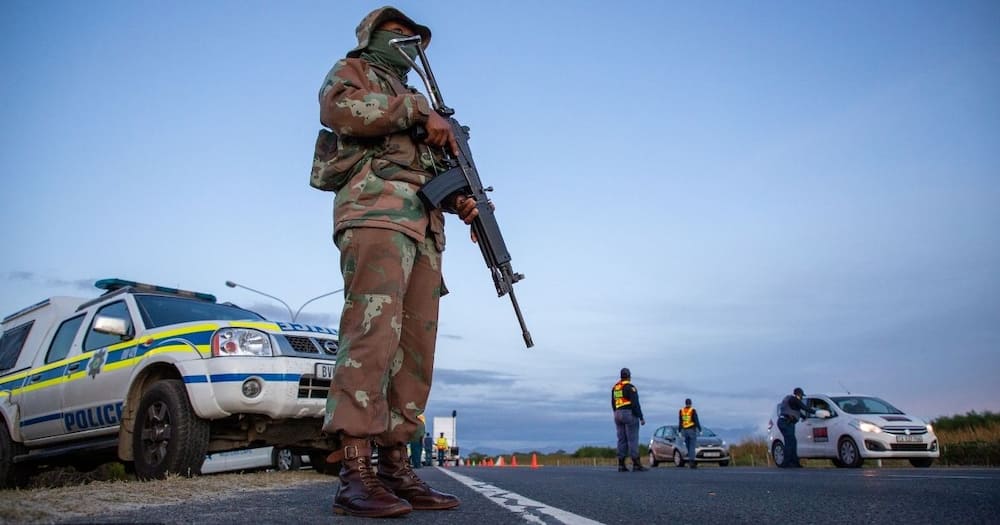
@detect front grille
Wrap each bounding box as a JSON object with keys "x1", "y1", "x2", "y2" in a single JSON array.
[
  {"x1": 884, "y1": 426, "x2": 927, "y2": 435},
  {"x1": 287, "y1": 336, "x2": 319, "y2": 353},
  {"x1": 890, "y1": 443, "x2": 930, "y2": 452},
  {"x1": 298, "y1": 376, "x2": 331, "y2": 399}
]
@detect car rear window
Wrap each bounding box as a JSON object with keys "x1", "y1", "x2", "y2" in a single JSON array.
[{"x1": 0, "y1": 321, "x2": 34, "y2": 372}]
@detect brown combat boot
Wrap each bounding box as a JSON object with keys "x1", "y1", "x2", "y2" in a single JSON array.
[
  {"x1": 377, "y1": 444, "x2": 460, "y2": 510},
  {"x1": 329, "y1": 436, "x2": 412, "y2": 518}
]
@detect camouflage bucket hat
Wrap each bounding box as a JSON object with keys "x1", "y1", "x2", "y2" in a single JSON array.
[{"x1": 346, "y1": 6, "x2": 431, "y2": 59}]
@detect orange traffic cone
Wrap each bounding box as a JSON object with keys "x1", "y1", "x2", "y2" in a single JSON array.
[
  {"x1": 511, "y1": 455, "x2": 518, "y2": 467},
  {"x1": 531, "y1": 453, "x2": 539, "y2": 469},
  {"x1": 497, "y1": 456, "x2": 505, "y2": 467}
]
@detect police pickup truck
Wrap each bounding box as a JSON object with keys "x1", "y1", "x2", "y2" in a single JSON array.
[{"x1": 0, "y1": 279, "x2": 339, "y2": 486}]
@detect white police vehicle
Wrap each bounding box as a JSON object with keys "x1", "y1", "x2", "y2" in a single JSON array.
[
  {"x1": 767, "y1": 393, "x2": 939, "y2": 468},
  {"x1": 0, "y1": 279, "x2": 339, "y2": 487}
]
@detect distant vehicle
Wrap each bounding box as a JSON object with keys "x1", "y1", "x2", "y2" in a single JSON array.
[
  {"x1": 767, "y1": 393, "x2": 940, "y2": 468},
  {"x1": 648, "y1": 425, "x2": 731, "y2": 467},
  {"x1": 201, "y1": 446, "x2": 308, "y2": 474}
]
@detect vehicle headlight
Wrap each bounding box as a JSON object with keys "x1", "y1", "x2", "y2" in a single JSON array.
[
  {"x1": 850, "y1": 420, "x2": 882, "y2": 434},
  {"x1": 926, "y1": 423, "x2": 934, "y2": 433},
  {"x1": 212, "y1": 328, "x2": 273, "y2": 357}
]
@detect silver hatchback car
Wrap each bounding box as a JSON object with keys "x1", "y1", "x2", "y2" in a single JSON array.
[{"x1": 649, "y1": 425, "x2": 731, "y2": 467}]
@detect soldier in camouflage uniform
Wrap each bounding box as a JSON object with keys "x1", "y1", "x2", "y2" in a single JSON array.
[{"x1": 316, "y1": 6, "x2": 478, "y2": 519}]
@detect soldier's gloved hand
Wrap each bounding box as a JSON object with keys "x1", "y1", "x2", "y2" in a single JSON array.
[{"x1": 426, "y1": 111, "x2": 459, "y2": 156}]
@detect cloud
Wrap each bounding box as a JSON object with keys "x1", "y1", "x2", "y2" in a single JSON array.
[{"x1": 3, "y1": 271, "x2": 95, "y2": 291}]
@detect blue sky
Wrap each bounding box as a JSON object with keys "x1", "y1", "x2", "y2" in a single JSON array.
[{"x1": 2, "y1": 1, "x2": 998, "y2": 453}]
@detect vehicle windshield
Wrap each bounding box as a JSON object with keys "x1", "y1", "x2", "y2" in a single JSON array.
[
  {"x1": 699, "y1": 427, "x2": 717, "y2": 437},
  {"x1": 831, "y1": 396, "x2": 904, "y2": 415},
  {"x1": 135, "y1": 294, "x2": 264, "y2": 328}
]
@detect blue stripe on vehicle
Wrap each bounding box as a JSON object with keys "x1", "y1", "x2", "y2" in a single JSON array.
[
  {"x1": 21, "y1": 364, "x2": 72, "y2": 383},
  {"x1": 209, "y1": 373, "x2": 301, "y2": 383},
  {"x1": 20, "y1": 412, "x2": 63, "y2": 427},
  {"x1": 184, "y1": 375, "x2": 210, "y2": 383},
  {"x1": 0, "y1": 377, "x2": 26, "y2": 391}
]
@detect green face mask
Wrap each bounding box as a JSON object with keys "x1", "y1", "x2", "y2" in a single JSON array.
[{"x1": 365, "y1": 30, "x2": 418, "y2": 73}]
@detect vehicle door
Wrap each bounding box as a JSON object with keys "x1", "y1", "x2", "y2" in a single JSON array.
[
  {"x1": 16, "y1": 314, "x2": 87, "y2": 441},
  {"x1": 59, "y1": 300, "x2": 137, "y2": 437},
  {"x1": 799, "y1": 397, "x2": 835, "y2": 457},
  {"x1": 650, "y1": 426, "x2": 666, "y2": 459},
  {"x1": 663, "y1": 426, "x2": 680, "y2": 456}
]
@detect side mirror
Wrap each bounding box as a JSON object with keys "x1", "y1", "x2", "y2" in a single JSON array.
[{"x1": 814, "y1": 409, "x2": 831, "y2": 419}]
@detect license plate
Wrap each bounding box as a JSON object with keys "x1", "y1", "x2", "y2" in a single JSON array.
[
  {"x1": 896, "y1": 435, "x2": 922, "y2": 443},
  {"x1": 703, "y1": 451, "x2": 720, "y2": 458},
  {"x1": 315, "y1": 363, "x2": 336, "y2": 380}
]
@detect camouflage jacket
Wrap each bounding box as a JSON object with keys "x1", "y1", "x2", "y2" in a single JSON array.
[{"x1": 318, "y1": 58, "x2": 446, "y2": 250}]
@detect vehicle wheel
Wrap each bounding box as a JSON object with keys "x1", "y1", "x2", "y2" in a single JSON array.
[
  {"x1": 673, "y1": 449, "x2": 685, "y2": 467},
  {"x1": 909, "y1": 458, "x2": 934, "y2": 468},
  {"x1": 771, "y1": 441, "x2": 786, "y2": 468},
  {"x1": 132, "y1": 379, "x2": 209, "y2": 480},
  {"x1": 0, "y1": 426, "x2": 30, "y2": 488},
  {"x1": 273, "y1": 448, "x2": 302, "y2": 471},
  {"x1": 719, "y1": 460, "x2": 730, "y2": 467},
  {"x1": 649, "y1": 450, "x2": 659, "y2": 467},
  {"x1": 837, "y1": 437, "x2": 863, "y2": 468},
  {"x1": 309, "y1": 452, "x2": 339, "y2": 476},
  {"x1": 831, "y1": 457, "x2": 846, "y2": 468}
]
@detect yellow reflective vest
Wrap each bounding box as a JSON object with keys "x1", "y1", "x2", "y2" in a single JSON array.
[{"x1": 680, "y1": 407, "x2": 696, "y2": 429}]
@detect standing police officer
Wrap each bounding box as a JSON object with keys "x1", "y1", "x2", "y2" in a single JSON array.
[
  {"x1": 679, "y1": 398, "x2": 702, "y2": 469},
  {"x1": 611, "y1": 368, "x2": 646, "y2": 472},
  {"x1": 778, "y1": 387, "x2": 816, "y2": 468}
]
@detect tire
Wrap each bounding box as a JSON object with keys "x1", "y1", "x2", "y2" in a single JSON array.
[
  {"x1": 649, "y1": 450, "x2": 659, "y2": 467},
  {"x1": 309, "y1": 452, "x2": 339, "y2": 476},
  {"x1": 673, "y1": 449, "x2": 685, "y2": 467},
  {"x1": 272, "y1": 448, "x2": 302, "y2": 471},
  {"x1": 0, "y1": 426, "x2": 30, "y2": 489},
  {"x1": 719, "y1": 460, "x2": 730, "y2": 467},
  {"x1": 909, "y1": 458, "x2": 934, "y2": 468},
  {"x1": 837, "y1": 437, "x2": 863, "y2": 468},
  {"x1": 832, "y1": 457, "x2": 846, "y2": 468},
  {"x1": 132, "y1": 379, "x2": 209, "y2": 480},
  {"x1": 771, "y1": 441, "x2": 786, "y2": 468}
]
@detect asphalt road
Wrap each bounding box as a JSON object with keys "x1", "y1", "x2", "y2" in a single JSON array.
[{"x1": 67, "y1": 465, "x2": 1000, "y2": 524}]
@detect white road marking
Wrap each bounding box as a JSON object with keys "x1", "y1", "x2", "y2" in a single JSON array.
[
  {"x1": 877, "y1": 473, "x2": 997, "y2": 480},
  {"x1": 438, "y1": 468, "x2": 606, "y2": 525}
]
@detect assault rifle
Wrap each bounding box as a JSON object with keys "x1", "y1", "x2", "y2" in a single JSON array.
[{"x1": 390, "y1": 35, "x2": 533, "y2": 348}]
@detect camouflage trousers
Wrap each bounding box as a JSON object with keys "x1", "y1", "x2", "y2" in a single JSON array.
[{"x1": 323, "y1": 227, "x2": 443, "y2": 446}]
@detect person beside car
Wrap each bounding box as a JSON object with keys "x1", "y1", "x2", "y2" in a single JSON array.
[
  {"x1": 435, "y1": 433, "x2": 449, "y2": 466},
  {"x1": 778, "y1": 387, "x2": 816, "y2": 468},
  {"x1": 423, "y1": 432, "x2": 434, "y2": 467},
  {"x1": 611, "y1": 367, "x2": 646, "y2": 472},
  {"x1": 679, "y1": 398, "x2": 702, "y2": 469}
]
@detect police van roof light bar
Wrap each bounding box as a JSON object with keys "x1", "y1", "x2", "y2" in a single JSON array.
[{"x1": 94, "y1": 278, "x2": 217, "y2": 303}]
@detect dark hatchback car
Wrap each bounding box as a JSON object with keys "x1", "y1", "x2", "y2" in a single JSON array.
[{"x1": 649, "y1": 425, "x2": 731, "y2": 467}]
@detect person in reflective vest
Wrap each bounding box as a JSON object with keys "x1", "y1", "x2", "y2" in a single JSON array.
[
  {"x1": 611, "y1": 367, "x2": 646, "y2": 472},
  {"x1": 678, "y1": 398, "x2": 702, "y2": 469},
  {"x1": 435, "y1": 433, "x2": 449, "y2": 466}
]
